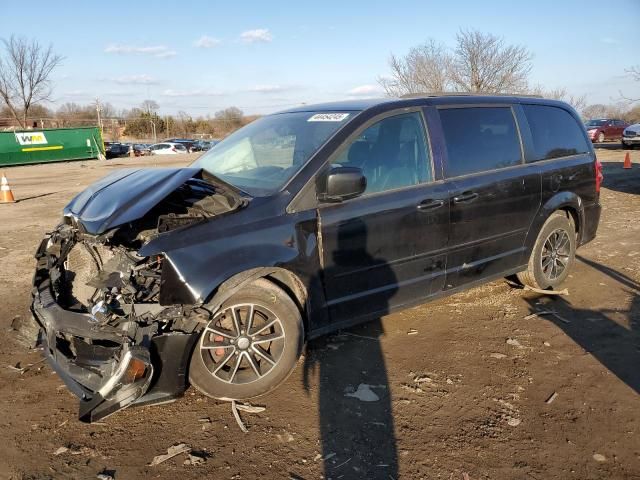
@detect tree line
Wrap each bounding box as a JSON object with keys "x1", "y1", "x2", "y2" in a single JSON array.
[{"x1": 0, "y1": 100, "x2": 256, "y2": 140}]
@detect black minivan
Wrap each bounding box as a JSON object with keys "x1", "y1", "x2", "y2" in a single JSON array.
[{"x1": 31, "y1": 95, "x2": 602, "y2": 421}]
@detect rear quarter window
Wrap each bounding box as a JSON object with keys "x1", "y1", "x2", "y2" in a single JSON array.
[
  {"x1": 439, "y1": 107, "x2": 522, "y2": 178},
  {"x1": 523, "y1": 105, "x2": 589, "y2": 161}
]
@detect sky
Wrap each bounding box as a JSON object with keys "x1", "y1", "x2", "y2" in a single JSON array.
[{"x1": 4, "y1": 0, "x2": 640, "y2": 116}]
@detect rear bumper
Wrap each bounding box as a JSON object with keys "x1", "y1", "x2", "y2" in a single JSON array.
[{"x1": 580, "y1": 202, "x2": 601, "y2": 246}]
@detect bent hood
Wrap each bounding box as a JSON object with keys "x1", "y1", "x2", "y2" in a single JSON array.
[{"x1": 64, "y1": 167, "x2": 202, "y2": 235}]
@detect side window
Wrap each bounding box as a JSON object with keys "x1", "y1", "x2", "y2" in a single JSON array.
[
  {"x1": 439, "y1": 107, "x2": 522, "y2": 177},
  {"x1": 332, "y1": 112, "x2": 432, "y2": 194},
  {"x1": 523, "y1": 105, "x2": 589, "y2": 161}
]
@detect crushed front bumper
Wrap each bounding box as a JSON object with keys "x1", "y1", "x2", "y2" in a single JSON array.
[
  {"x1": 31, "y1": 229, "x2": 200, "y2": 422},
  {"x1": 32, "y1": 278, "x2": 154, "y2": 422}
]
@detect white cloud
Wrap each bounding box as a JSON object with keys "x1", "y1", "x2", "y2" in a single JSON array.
[
  {"x1": 161, "y1": 89, "x2": 223, "y2": 97},
  {"x1": 111, "y1": 74, "x2": 158, "y2": 85},
  {"x1": 347, "y1": 84, "x2": 384, "y2": 97},
  {"x1": 240, "y1": 28, "x2": 273, "y2": 44},
  {"x1": 249, "y1": 85, "x2": 285, "y2": 93},
  {"x1": 194, "y1": 35, "x2": 221, "y2": 48},
  {"x1": 104, "y1": 44, "x2": 177, "y2": 58}
]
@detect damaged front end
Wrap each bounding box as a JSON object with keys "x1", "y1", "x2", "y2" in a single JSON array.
[{"x1": 31, "y1": 170, "x2": 246, "y2": 422}]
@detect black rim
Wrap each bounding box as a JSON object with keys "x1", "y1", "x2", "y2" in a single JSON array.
[
  {"x1": 199, "y1": 304, "x2": 285, "y2": 385},
  {"x1": 540, "y1": 228, "x2": 571, "y2": 281}
]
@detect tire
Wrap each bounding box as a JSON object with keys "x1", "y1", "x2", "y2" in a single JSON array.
[
  {"x1": 622, "y1": 142, "x2": 632, "y2": 150},
  {"x1": 517, "y1": 211, "x2": 576, "y2": 290},
  {"x1": 189, "y1": 278, "x2": 304, "y2": 400},
  {"x1": 597, "y1": 132, "x2": 605, "y2": 143}
]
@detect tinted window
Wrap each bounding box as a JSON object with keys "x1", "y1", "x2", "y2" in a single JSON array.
[
  {"x1": 523, "y1": 105, "x2": 589, "y2": 161},
  {"x1": 332, "y1": 112, "x2": 431, "y2": 194},
  {"x1": 439, "y1": 107, "x2": 522, "y2": 177}
]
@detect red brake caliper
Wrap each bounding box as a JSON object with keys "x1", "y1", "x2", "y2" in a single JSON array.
[{"x1": 214, "y1": 335, "x2": 225, "y2": 356}]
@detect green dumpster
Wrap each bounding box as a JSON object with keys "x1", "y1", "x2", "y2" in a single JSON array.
[{"x1": 0, "y1": 127, "x2": 105, "y2": 167}]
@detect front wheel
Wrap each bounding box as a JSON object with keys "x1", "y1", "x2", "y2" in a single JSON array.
[
  {"x1": 597, "y1": 132, "x2": 605, "y2": 143},
  {"x1": 189, "y1": 278, "x2": 304, "y2": 400},
  {"x1": 517, "y1": 212, "x2": 576, "y2": 290}
]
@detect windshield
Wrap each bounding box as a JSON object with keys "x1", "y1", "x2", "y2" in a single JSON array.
[
  {"x1": 585, "y1": 119, "x2": 607, "y2": 127},
  {"x1": 193, "y1": 111, "x2": 353, "y2": 196}
]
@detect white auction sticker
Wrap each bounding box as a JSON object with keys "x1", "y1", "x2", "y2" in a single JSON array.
[{"x1": 307, "y1": 113, "x2": 350, "y2": 122}]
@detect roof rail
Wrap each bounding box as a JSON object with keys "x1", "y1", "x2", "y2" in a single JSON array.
[{"x1": 400, "y1": 92, "x2": 544, "y2": 99}]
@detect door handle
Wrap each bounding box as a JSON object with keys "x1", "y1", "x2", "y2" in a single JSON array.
[
  {"x1": 417, "y1": 198, "x2": 445, "y2": 211},
  {"x1": 453, "y1": 191, "x2": 479, "y2": 204}
]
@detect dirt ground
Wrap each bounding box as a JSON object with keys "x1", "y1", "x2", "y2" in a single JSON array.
[{"x1": 0, "y1": 147, "x2": 638, "y2": 480}]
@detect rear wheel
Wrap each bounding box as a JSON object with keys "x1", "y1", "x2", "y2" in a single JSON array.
[
  {"x1": 189, "y1": 278, "x2": 304, "y2": 400},
  {"x1": 517, "y1": 212, "x2": 576, "y2": 290}
]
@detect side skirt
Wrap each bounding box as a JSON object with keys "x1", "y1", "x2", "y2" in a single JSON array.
[{"x1": 308, "y1": 265, "x2": 527, "y2": 339}]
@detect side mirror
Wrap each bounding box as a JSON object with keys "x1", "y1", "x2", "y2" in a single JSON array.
[{"x1": 317, "y1": 166, "x2": 367, "y2": 202}]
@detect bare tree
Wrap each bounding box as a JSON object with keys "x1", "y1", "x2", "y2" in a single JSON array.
[
  {"x1": 530, "y1": 85, "x2": 587, "y2": 113},
  {"x1": 214, "y1": 107, "x2": 244, "y2": 133},
  {"x1": 176, "y1": 111, "x2": 194, "y2": 137},
  {"x1": 582, "y1": 104, "x2": 609, "y2": 120},
  {"x1": 619, "y1": 65, "x2": 639, "y2": 103},
  {"x1": 0, "y1": 35, "x2": 63, "y2": 128},
  {"x1": 449, "y1": 30, "x2": 532, "y2": 93},
  {"x1": 141, "y1": 99, "x2": 159, "y2": 115},
  {"x1": 379, "y1": 39, "x2": 451, "y2": 96},
  {"x1": 380, "y1": 30, "x2": 533, "y2": 97}
]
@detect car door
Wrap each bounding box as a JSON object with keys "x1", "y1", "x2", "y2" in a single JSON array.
[
  {"x1": 437, "y1": 105, "x2": 541, "y2": 290},
  {"x1": 604, "y1": 120, "x2": 616, "y2": 140},
  {"x1": 318, "y1": 110, "x2": 450, "y2": 325}
]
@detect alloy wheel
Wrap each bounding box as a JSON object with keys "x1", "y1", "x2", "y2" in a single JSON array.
[
  {"x1": 540, "y1": 228, "x2": 571, "y2": 281},
  {"x1": 199, "y1": 303, "x2": 285, "y2": 385}
]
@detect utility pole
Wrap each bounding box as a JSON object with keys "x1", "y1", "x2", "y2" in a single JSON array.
[{"x1": 95, "y1": 98, "x2": 103, "y2": 133}]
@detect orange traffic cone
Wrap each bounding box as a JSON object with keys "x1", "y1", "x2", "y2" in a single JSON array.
[
  {"x1": 1, "y1": 173, "x2": 16, "y2": 203},
  {"x1": 623, "y1": 152, "x2": 632, "y2": 169}
]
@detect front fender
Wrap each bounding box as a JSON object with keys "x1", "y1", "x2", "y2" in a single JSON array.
[
  {"x1": 163, "y1": 242, "x2": 301, "y2": 305},
  {"x1": 523, "y1": 191, "x2": 585, "y2": 256}
]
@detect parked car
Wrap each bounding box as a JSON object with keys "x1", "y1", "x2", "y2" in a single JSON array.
[
  {"x1": 165, "y1": 138, "x2": 196, "y2": 152},
  {"x1": 31, "y1": 95, "x2": 601, "y2": 422},
  {"x1": 191, "y1": 140, "x2": 216, "y2": 152},
  {"x1": 622, "y1": 123, "x2": 640, "y2": 149},
  {"x1": 584, "y1": 118, "x2": 629, "y2": 143},
  {"x1": 103, "y1": 142, "x2": 130, "y2": 159},
  {"x1": 133, "y1": 144, "x2": 151, "y2": 156},
  {"x1": 149, "y1": 142, "x2": 188, "y2": 155}
]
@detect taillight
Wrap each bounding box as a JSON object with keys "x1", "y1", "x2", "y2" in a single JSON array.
[{"x1": 595, "y1": 158, "x2": 603, "y2": 193}]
